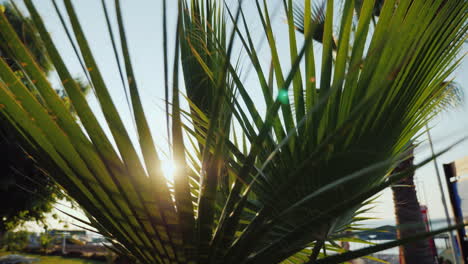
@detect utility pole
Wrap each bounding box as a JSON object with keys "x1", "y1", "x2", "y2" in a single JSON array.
[
  {"x1": 427, "y1": 125, "x2": 459, "y2": 264},
  {"x1": 61, "y1": 232, "x2": 70, "y2": 255}
]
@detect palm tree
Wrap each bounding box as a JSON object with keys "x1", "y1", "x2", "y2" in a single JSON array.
[
  {"x1": 391, "y1": 82, "x2": 464, "y2": 264},
  {"x1": 296, "y1": 3, "x2": 460, "y2": 262},
  {"x1": 0, "y1": 0, "x2": 466, "y2": 263},
  {"x1": 392, "y1": 148, "x2": 435, "y2": 264}
]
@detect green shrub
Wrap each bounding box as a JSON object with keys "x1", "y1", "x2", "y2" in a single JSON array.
[
  {"x1": 39, "y1": 233, "x2": 55, "y2": 252},
  {"x1": 2, "y1": 231, "x2": 30, "y2": 252}
]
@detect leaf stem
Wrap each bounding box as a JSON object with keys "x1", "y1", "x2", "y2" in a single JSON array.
[{"x1": 309, "y1": 239, "x2": 325, "y2": 263}]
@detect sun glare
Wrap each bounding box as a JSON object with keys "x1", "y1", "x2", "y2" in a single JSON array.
[{"x1": 161, "y1": 160, "x2": 177, "y2": 182}]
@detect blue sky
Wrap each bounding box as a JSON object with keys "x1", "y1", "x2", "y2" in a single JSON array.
[{"x1": 11, "y1": 0, "x2": 468, "y2": 230}]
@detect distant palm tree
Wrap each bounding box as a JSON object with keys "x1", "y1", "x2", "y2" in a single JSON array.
[
  {"x1": 392, "y1": 82, "x2": 463, "y2": 264},
  {"x1": 295, "y1": 3, "x2": 459, "y2": 262},
  {"x1": 392, "y1": 148, "x2": 434, "y2": 264}
]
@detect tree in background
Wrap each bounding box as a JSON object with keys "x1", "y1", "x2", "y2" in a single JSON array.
[
  {"x1": 392, "y1": 82, "x2": 463, "y2": 264},
  {"x1": 0, "y1": 123, "x2": 62, "y2": 236},
  {"x1": 0, "y1": 231, "x2": 30, "y2": 252},
  {"x1": 392, "y1": 148, "x2": 434, "y2": 264},
  {"x1": 0, "y1": 3, "x2": 88, "y2": 241},
  {"x1": 38, "y1": 232, "x2": 55, "y2": 254},
  {"x1": 0, "y1": 3, "x2": 50, "y2": 72},
  {"x1": 0, "y1": 3, "x2": 58, "y2": 242},
  {"x1": 295, "y1": 3, "x2": 461, "y2": 262}
]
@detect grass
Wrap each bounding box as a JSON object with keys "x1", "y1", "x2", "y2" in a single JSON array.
[{"x1": 0, "y1": 251, "x2": 105, "y2": 264}]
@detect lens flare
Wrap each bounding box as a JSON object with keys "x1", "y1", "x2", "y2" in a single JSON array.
[{"x1": 161, "y1": 160, "x2": 177, "y2": 182}]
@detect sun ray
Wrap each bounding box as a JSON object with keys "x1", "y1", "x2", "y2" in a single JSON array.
[{"x1": 161, "y1": 160, "x2": 177, "y2": 183}]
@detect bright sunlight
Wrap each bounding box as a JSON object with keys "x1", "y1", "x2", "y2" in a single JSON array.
[{"x1": 161, "y1": 160, "x2": 177, "y2": 183}]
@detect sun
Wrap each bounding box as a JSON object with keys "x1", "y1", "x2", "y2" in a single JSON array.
[{"x1": 161, "y1": 160, "x2": 177, "y2": 182}]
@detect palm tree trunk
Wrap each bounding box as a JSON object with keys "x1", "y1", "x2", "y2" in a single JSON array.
[{"x1": 391, "y1": 148, "x2": 435, "y2": 264}]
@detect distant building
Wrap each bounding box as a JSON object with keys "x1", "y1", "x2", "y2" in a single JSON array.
[
  {"x1": 47, "y1": 229, "x2": 90, "y2": 245},
  {"x1": 48, "y1": 229, "x2": 86, "y2": 237}
]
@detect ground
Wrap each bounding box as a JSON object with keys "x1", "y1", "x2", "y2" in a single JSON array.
[{"x1": 0, "y1": 251, "x2": 105, "y2": 264}]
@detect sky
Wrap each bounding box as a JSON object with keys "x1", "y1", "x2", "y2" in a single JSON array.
[{"x1": 8, "y1": 0, "x2": 468, "y2": 231}]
